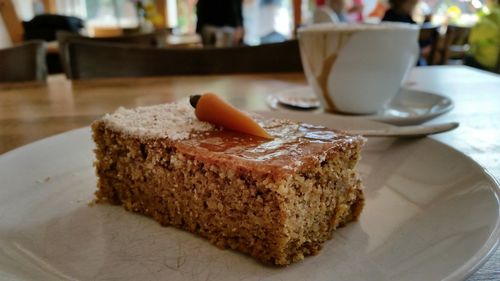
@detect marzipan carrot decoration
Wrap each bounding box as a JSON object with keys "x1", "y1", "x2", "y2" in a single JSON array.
[{"x1": 190, "y1": 93, "x2": 273, "y2": 139}]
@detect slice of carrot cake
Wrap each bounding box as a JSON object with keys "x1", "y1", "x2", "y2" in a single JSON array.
[{"x1": 91, "y1": 101, "x2": 365, "y2": 266}]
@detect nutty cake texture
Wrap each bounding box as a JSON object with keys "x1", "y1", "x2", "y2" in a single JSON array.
[{"x1": 92, "y1": 102, "x2": 365, "y2": 266}]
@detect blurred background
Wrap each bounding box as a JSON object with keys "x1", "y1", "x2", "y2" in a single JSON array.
[
  {"x1": 0, "y1": 0, "x2": 495, "y2": 48},
  {"x1": 0, "y1": 0, "x2": 498, "y2": 78}
]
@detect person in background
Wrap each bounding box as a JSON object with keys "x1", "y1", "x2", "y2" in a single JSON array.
[
  {"x1": 196, "y1": 0, "x2": 244, "y2": 46},
  {"x1": 328, "y1": 0, "x2": 348, "y2": 21},
  {"x1": 382, "y1": 0, "x2": 432, "y2": 65},
  {"x1": 369, "y1": 0, "x2": 389, "y2": 19},
  {"x1": 382, "y1": 0, "x2": 418, "y2": 23},
  {"x1": 313, "y1": 0, "x2": 343, "y2": 23},
  {"x1": 348, "y1": 0, "x2": 365, "y2": 22},
  {"x1": 316, "y1": 0, "x2": 363, "y2": 22},
  {"x1": 466, "y1": 2, "x2": 500, "y2": 72}
]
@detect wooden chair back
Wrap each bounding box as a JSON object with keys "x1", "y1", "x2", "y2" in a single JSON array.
[
  {"x1": 441, "y1": 25, "x2": 471, "y2": 64},
  {"x1": 419, "y1": 24, "x2": 440, "y2": 65},
  {"x1": 0, "y1": 40, "x2": 47, "y2": 83},
  {"x1": 65, "y1": 40, "x2": 303, "y2": 80},
  {"x1": 58, "y1": 29, "x2": 169, "y2": 77}
]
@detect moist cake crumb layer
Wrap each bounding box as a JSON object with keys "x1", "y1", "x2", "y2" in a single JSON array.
[{"x1": 92, "y1": 102, "x2": 365, "y2": 266}]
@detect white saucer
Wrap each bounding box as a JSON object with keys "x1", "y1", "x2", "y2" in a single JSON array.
[{"x1": 267, "y1": 86, "x2": 454, "y2": 126}]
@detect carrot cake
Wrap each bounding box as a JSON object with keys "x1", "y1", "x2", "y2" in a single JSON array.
[{"x1": 91, "y1": 101, "x2": 365, "y2": 266}]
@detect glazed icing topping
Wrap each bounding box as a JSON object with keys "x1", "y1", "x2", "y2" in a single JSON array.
[
  {"x1": 101, "y1": 102, "x2": 364, "y2": 173},
  {"x1": 180, "y1": 118, "x2": 363, "y2": 173}
]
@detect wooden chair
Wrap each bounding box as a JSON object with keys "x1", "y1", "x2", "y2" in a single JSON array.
[
  {"x1": 0, "y1": 41, "x2": 47, "y2": 83},
  {"x1": 58, "y1": 29, "x2": 170, "y2": 78},
  {"x1": 418, "y1": 24, "x2": 440, "y2": 65},
  {"x1": 64, "y1": 40, "x2": 303, "y2": 80},
  {"x1": 441, "y1": 25, "x2": 471, "y2": 65}
]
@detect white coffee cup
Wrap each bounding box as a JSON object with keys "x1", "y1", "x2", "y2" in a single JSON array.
[{"x1": 298, "y1": 23, "x2": 420, "y2": 114}]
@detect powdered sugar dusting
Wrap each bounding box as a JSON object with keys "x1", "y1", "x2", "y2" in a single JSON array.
[{"x1": 101, "y1": 102, "x2": 215, "y2": 140}]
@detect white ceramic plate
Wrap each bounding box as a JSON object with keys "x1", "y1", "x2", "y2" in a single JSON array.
[
  {"x1": 267, "y1": 86, "x2": 454, "y2": 126},
  {"x1": 0, "y1": 112, "x2": 498, "y2": 281}
]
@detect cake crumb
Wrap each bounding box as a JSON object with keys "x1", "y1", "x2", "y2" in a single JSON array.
[{"x1": 36, "y1": 176, "x2": 51, "y2": 184}]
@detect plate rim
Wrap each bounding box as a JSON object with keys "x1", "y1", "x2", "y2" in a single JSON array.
[{"x1": 0, "y1": 114, "x2": 499, "y2": 281}]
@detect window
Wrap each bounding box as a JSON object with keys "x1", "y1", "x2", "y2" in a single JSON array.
[
  {"x1": 85, "y1": 0, "x2": 138, "y2": 28},
  {"x1": 173, "y1": 0, "x2": 294, "y2": 44},
  {"x1": 55, "y1": 0, "x2": 141, "y2": 28}
]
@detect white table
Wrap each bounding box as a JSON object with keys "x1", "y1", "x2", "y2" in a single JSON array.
[
  {"x1": 0, "y1": 65, "x2": 498, "y2": 280},
  {"x1": 406, "y1": 66, "x2": 500, "y2": 281}
]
